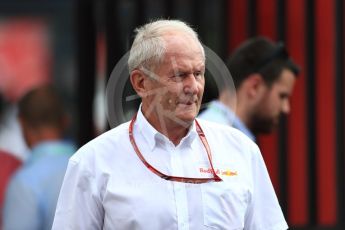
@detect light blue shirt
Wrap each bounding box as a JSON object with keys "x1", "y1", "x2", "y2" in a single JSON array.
[
  {"x1": 3, "y1": 141, "x2": 76, "y2": 230},
  {"x1": 198, "y1": 100, "x2": 256, "y2": 142}
]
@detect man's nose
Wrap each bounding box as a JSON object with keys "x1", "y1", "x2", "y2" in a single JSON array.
[
  {"x1": 183, "y1": 74, "x2": 198, "y2": 94},
  {"x1": 281, "y1": 99, "x2": 290, "y2": 114}
]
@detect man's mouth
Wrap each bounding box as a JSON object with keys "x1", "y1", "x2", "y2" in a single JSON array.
[
  {"x1": 179, "y1": 100, "x2": 196, "y2": 106},
  {"x1": 179, "y1": 97, "x2": 197, "y2": 105}
]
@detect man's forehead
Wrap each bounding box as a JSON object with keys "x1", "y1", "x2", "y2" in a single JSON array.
[
  {"x1": 275, "y1": 69, "x2": 296, "y2": 84},
  {"x1": 161, "y1": 54, "x2": 205, "y2": 68}
]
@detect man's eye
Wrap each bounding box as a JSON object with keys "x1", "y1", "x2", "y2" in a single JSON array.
[
  {"x1": 280, "y1": 93, "x2": 289, "y2": 99},
  {"x1": 171, "y1": 73, "x2": 185, "y2": 80},
  {"x1": 194, "y1": 72, "x2": 202, "y2": 77},
  {"x1": 194, "y1": 71, "x2": 204, "y2": 78},
  {"x1": 170, "y1": 71, "x2": 203, "y2": 80}
]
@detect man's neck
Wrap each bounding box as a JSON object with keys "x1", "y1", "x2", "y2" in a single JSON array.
[
  {"x1": 219, "y1": 90, "x2": 236, "y2": 110},
  {"x1": 164, "y1": 125, "x2": 189, "y2": 145},
  {"x1": 141, "y1": 108, "x2": 191, "y2": 146},
  {"x1": 28, "y1": 127, "x2": 62, "y2": 149}
]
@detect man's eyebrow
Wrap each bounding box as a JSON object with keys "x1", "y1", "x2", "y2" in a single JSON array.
[{"x1": 196, "y1": 65, "x2": 205, "y2": 70}]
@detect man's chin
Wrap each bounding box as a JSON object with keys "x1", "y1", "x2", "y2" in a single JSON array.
[
  {"x1": 171, "y1": 105, "x2": 199, "y2": 124},
  {"x1": 177, "y1": 103, "x2": 198, "y2": 111},
  {"x1": 259, "y1": 127, "x2": 276, "y2": 135},
  {"x1": 252, "y1": 121, "x2": 277, "y2": 135},
  {"x1": 174, "y1": 113, "x2": 196, "y2": 125}
]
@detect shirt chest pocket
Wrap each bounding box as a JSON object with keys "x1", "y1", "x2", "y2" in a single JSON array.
[{"x1": 201, "y1": 180, "x2": 249, "y2": 230}]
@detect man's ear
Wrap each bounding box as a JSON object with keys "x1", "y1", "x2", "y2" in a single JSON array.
[
  {"x1": 244, "y1": 73, "x2": 266, "y2": 98},
  {"x1": 130, "y1": 69, "x2": 147, "y2": 98}
]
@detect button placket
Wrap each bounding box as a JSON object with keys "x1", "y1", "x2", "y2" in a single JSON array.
[{"x1": 170, "y1": 145, "x2": 190, "y2": 230}]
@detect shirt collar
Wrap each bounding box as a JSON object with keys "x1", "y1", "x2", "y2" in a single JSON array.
[
  {"x1": 208, "y1": 100, "x2": 235, "y2": 124},
  {"x1": 178, "y1": 121, "x2": 197, "y2": 148},
  {"x1": 136, "y1": 105, "x2": 198, "y2": 150},
  {"x1": 209, "y1": 100, "x2": 256, "y2": 142},
  {"x1": 28, "y1": 140, "x2": 76, "y2": 165}
]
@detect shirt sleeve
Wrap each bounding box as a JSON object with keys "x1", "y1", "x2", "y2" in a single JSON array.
[
  {"x1": 3, "y1": 176, "x2": 40, "y2": 230},
  {"x1": 52, "y1": 158, "x2": 104, "y2": 230},
  {"x1": 244, "y1": 144, "x2": 288, "y2": 230}
]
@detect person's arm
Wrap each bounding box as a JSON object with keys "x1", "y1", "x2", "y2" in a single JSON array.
[
  {"x1": 52, "y1": 158, "x2": 104, "y2": 229},
  {"x1": 3, "y1": 177, "x2": 40, "y2": 230},
  {"x1": 244, "y1": 144, "x2": 288, "y2": 230}
]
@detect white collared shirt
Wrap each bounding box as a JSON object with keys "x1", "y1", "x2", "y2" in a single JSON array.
[{"x1": 52, "y1": 109, "x2": 287, "y2": 230}]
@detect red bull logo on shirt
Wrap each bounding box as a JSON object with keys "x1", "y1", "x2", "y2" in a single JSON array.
[{"x1": 199, "y1": 167, "x2": 238, "y2": 176}]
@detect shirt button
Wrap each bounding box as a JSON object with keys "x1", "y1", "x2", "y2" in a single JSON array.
[{"x1": 176, "y1": 185, "x2": 184, "y2": 193}]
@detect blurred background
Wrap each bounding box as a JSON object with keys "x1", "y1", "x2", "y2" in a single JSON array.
[{"x1": 0, "y1": 0, "x2": 344, "y2": 229}]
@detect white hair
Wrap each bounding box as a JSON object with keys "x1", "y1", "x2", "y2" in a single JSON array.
[{"x1": 128, "y1": 19, "x2": 205, "y2": 73}]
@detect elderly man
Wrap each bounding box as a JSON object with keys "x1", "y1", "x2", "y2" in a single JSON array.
[{"x1": 52, "y1": 19, "x2": 287, "y2": 230}]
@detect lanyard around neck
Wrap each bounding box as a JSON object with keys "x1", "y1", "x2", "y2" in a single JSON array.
[{"x1": 129, "y1": 114, "x2": 222, "y2": 184}]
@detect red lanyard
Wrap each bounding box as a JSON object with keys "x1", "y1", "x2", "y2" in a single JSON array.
[{"x1": 129, "y1": 114, "x2": 222, "y2": 184}]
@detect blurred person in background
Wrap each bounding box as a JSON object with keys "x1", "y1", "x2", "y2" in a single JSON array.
[
  {"x1": 0, "y1": 95, "x2": 29, "y2": 162},
  {"x1": 198, "y1": 36, "x2": 299, "y2": 142},
  {"x1": 2, "y1": 86, "x2": 76, "y2": 230},
  {"x1": 0, "y1": 93, "x2": 22, "y2": 228}
]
